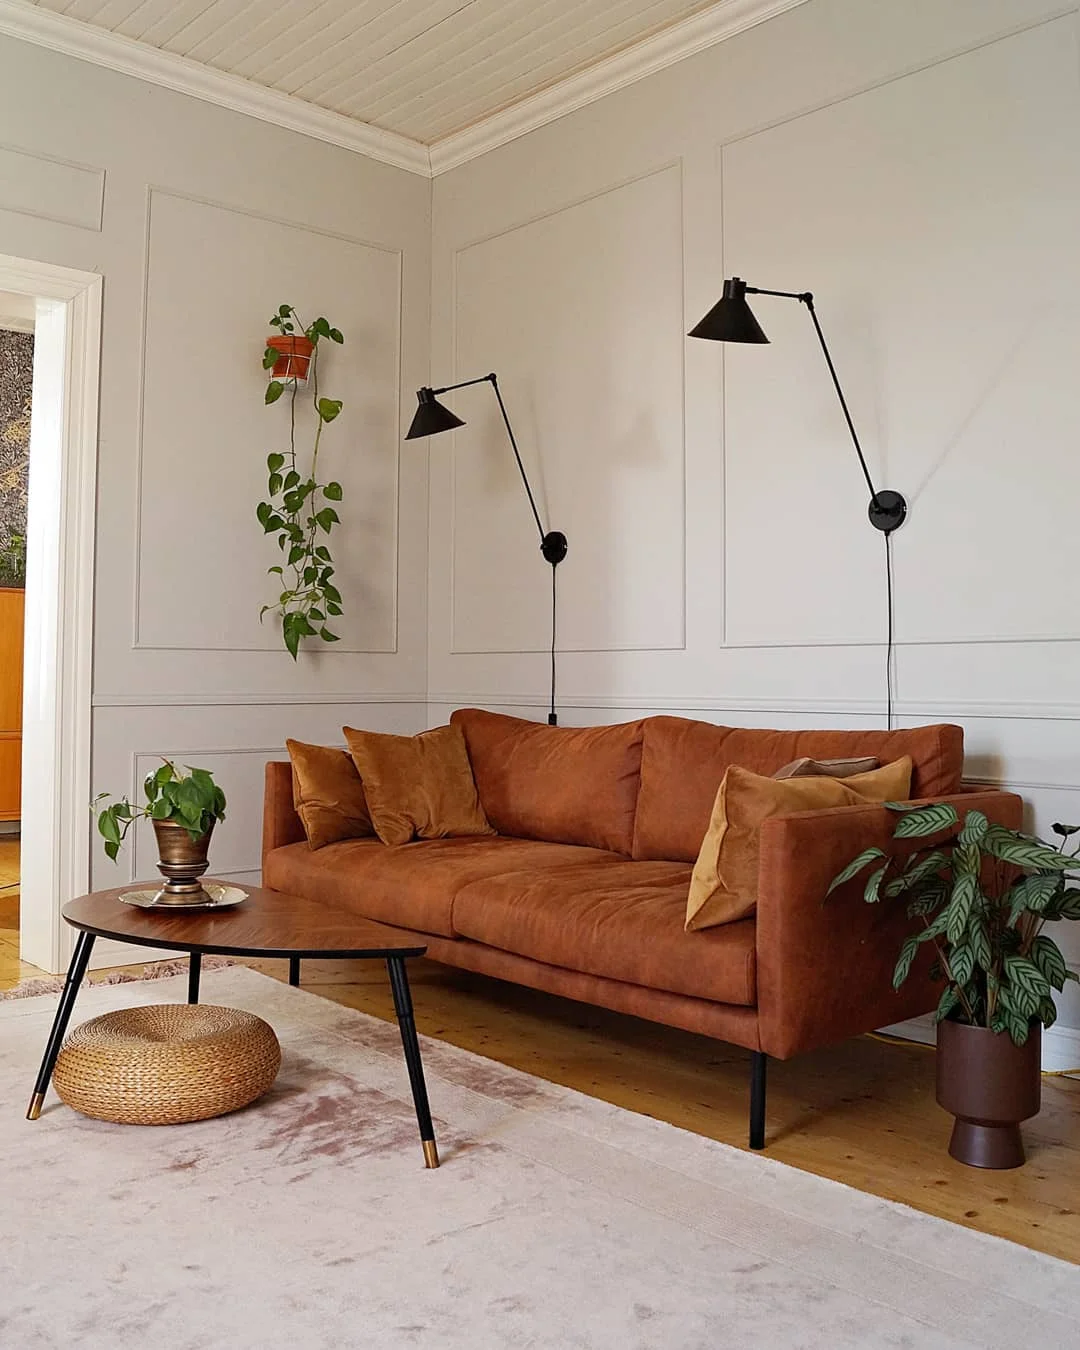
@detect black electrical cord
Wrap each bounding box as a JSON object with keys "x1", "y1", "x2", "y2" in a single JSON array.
[
  {"x1": 884, "y1": 530, "x2": 895, "y2": 731},
  {"x1": 548, "y1": 563, "x2": 558, "y2": 726}
]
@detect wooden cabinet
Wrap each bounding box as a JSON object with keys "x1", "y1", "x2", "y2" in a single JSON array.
[{"x1": 0, "y1": 588, "x2": 23, "y2": 822}]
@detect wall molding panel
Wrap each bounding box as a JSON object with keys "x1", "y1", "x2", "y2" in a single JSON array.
[
  {"x1": 132, "y1": 186, "x2": 404, "y2": 657},
  {"x1": 0, "y1": 141, "x2": 104, "y2": 230}
]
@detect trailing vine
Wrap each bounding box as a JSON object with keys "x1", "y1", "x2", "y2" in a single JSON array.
[{"x1": 257, "y1": 305, "x2": 345, "y2": 659}]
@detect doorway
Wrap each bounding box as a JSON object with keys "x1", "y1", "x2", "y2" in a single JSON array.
[
  {"x1": 0, "y1": 293, "x2": 33, "y2": 987},
  {"x1": 0, "y1": 254, "x2": 101, "y2": 978}
]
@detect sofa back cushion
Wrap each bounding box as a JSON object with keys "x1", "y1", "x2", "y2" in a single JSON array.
[
  {"x1": 450, "y1": 708, "x2": 644, "y2": 854},
  {"x1": 632, "y1": 717, "x2": 965, "y2": 862}
]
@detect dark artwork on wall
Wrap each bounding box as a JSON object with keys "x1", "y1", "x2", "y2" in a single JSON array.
[{"x1": 0, "y1": 329, "x2": 33, "y2": 588}]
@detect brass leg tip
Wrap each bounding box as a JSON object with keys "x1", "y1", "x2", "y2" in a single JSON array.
[
  {"x1": 423, "y1": 1139, "x2": 439, "y2": 1169},
  {"x1": 27, "y1": 1092, "x2": 44, "y2": 1121}
]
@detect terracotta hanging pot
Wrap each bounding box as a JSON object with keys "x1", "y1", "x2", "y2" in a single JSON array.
[
  {"x1": 266, "y1": 334, "x2": 314, "y2": 383},
  {"x1": 935, "y1": 1018, "x2": 1041, "y2": 1169}
]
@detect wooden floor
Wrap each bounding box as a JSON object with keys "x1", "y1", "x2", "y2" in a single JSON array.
[{"x1": 2, "y1": 837, "x2": 1078, "y2": 1264}]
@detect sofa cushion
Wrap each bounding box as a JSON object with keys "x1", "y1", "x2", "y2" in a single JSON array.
[
  {"x1": 632, "y1": 717, "x2": 965, "y2": 862},
  {"x1": 344, "y1": 723, "x2": 494, "y2": 846},
  {"x1": 452, "y1": 862, "x2": 756, "y2": 1006},
  {"x1": 263, "y1": 835, "x2": 624, "y2": 938},
  {"x1": 450, "y1": 708, "x2": 644, "y2": 855},
  {"x1": 286, "y1": 740, "x2": 373, "y2": 850},
  {"x1": 686, "y1": 757, "x2": 913, "y2": 931}
]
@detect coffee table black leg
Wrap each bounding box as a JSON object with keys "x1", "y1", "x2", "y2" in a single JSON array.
[
  {"x1": 386, "y1": 956, "x2": 439, "y2": 1168},
  {"x1": 27, "y1": 930, "x2": 96, "y2": 1120},
  {"x1": 188, "y1": 951, "x2": 201, "y2": 1004},
  {"x1": 288, "y1": 957, "x2": 301, "y2": 987}
]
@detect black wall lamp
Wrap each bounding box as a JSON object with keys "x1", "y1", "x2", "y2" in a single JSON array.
[
  {"x1": 406, "y1": 373, "x2": 567, "y2": 725},
  {"x1": 689, "y1": 277, "x2": 907, "y2": 534}
]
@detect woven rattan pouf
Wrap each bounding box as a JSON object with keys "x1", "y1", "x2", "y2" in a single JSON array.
[{"x1": 52, "y1": 1004, "x2": 281, "y2": 1125}]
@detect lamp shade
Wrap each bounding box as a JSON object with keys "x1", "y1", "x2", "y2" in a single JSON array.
[
  {"x1": 406, "y1": 387, "x2": 465, "y2": 439},
  {"x1": 688, "y1": 276, "x2": 769, "y2": 344}
]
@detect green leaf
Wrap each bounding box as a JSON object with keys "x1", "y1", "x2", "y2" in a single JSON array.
[
  {"x1": 1038, "y1": 995, "x2": 1058, "y2": 1031},
  {"x1": 945, "y1": 872, "x2": 978, "y2": 945},
  {"x1": 314, "y1": 507, "x2": 339, "y2": 532},
  {"x1": 278, "y1": 304, "x2": 292, "y2": 318},
  {"x1": 323, "y1": 583, "x2": 342, "y2": 604},
  {"x1": 892, "y1": 936, "x2": 919, "y2": 989},
  {"x1": 98, "y1": 809, "x2": 121, "y2": 847},
  {"x1": 282, "y1": 613, "x2": 302, "y2": 660},
  {"x1": 826, "y1": 847, "x2": 885, "y2": 896},
  {"x1": 950, "y1": 942, "x2": 974, "y2": 987},
  {"x1": 329, "y1": 328, "x2": 343, "y2": 343},
  {"x1": 314, "y1": 545, "x2": 331, "y2": 561},
  {"x1": 1003, "y1": 954, "x2": 1051, "y2": 1011},
  {"x1": 1053, "y1": 889, "x2": 1080, "y2": 919},
  {"x1": 968, "y1": 912, "x2": 993, "y2": 972},
  {"x1": 287, "y1": 545, "x2": 305, "y2": 566},
  {"x1": 863, "y1": 863, "x2": 889, "y2": 905},
  {"x1": 262, "y1": 346, "x2": 279, "y2": 370},
  {"x1": 326, "y1": 602, "x2": 342, "y2": 617},
  {"x1": 932, "y1": 984, "x2": 961, "y2": 1025},
  {"x1": 267, "y1": 453, "x2": 285, "y2": 472},
  {"x1": 323, "y1": 481, "x2": 343, "y2": 501},
  {"x1": 319, "y1": 627, "x2": 340, "y2": 642},
  {"x1": 265, "y1": 380, "x2": 285, "y2": 405},
  {"x1": 104, "y1": 839, "x2": 120, "y2": 862},
  {"x1": 1007, "y1": 874, "x2": 1060, "y2": 925},
  {"x1": 1030, "y1": 934, "x2": 1070, "y2": 991},
  {"x1": 256, "y1": 501, "x2": 272, "y2": 528},
  {"x1": 150, "y1": 798, "x2": 172, "y2": 820},
  {"x1": 267, "y1": 565, "x2": 283, "y2": 576},
  {"x1": 982, "y1": 827, "x2": 1078, "y2": 872},
  {"x1": 284, "y1": 470, "x2": 300, "y2": 490},
  {"x1": 1052, "y1": 823, "x2": 1080, "y2": 838},
  {"x1": 906, "y1": 882, "x2": 947, "y2": 917},
  {"x1": 958, "y1": 809, "x2": 989, "y2": 846},
  {"x1": 312, "y1": 317, "x2": 331, "y2": 338},
  {"x1": 892, "y1": 803, "x2": 960, "y2": 838},
  {"x1": 1002, "y1": 1008, "x2": 1031, "y2": 1046},
  {"x1": 316, "y1": 397, "x2": 343, "y2": 423},
  {"x1": 268, "y1": 472, "x2": 283, "y2": 496}
]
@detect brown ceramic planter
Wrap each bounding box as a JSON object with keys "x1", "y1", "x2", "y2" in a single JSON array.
[
  {"x1": 935, "y1": 1018, "x2": 1041, "y2": 1169},
  {"x1": 152, "y1": 818, "x2": 214, "y2": 905},
  {"x1": 266, "y1": 334, "x2": 313, "y2": 383}
]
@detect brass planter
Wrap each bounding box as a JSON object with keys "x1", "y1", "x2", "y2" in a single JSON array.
[
  {"x1": 151, "y1": 818, "x2": 214, "y2": 906},
  {"x1": 936, "y1": 1019, "x2": 1041, "y2": 1169}
]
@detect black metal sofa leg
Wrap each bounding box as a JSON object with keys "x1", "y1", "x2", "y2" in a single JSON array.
[{"x1": 749, "y1": 1051, "x2": 768, "y2": 1150}]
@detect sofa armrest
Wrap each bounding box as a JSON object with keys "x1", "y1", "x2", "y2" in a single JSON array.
[
  {"x1": 262, "y1": 760, "x2": 305, "y2": 867},
  {"x1": 754, "y1": 788, "x2": 1023, "y2": 1059}
]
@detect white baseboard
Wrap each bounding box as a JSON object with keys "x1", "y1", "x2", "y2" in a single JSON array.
[{"x1": 879, "y1": 1015, "x2": 1080, "y2": 1073}]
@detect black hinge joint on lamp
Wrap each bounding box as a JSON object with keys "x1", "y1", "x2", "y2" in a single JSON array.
[
  {"x1": 406, "y1": 373, "x2": 567, "y2": 724},
  {"x1": 689, "y1": 277, "x2": 906, "y2": 534}
]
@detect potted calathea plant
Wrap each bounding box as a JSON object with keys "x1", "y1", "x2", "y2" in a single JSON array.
[
  {"x1": 258, "y1": 304, "x2": 346, "y2": 660},
  {"x1": 94, "y1": 761, "x2": 227, "y2": 905},
  {"x1": 829, "y1": 802, "x2": 1080, "y2": 1169}
]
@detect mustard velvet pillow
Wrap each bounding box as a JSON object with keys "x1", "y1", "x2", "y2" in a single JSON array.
[
  {"x1": 344, "y1": 724, "x2": 495, "y2": 847},
  {"x1": 286, "y1": 739, "x2": 374, "y2": 851},
  {"x1": 685, "y1": 757, "x2": 913, "y2": 931}
]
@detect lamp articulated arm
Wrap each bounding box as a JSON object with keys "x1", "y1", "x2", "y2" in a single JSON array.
[
  {"x1": 427, "y1": 374, "x2": 568, "y2": 566},
  {"x1": 690, "y1": 278, "x2": 906, "y2": 534},
  {"x1": 409, "y1": 372, "x2": 567, "y2": 724}
]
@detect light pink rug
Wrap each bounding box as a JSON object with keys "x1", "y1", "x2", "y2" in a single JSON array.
[{"x1": 1, "y1": 967, "x2": 1077, "y2": 1349}]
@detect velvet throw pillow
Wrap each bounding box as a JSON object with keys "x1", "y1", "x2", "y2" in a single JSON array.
[
  {"x1": 773, "y1": 755, "x2": 878, "y2": 780},
  {"x1": 286, "y1": 739, "x2": 374, "y2": 851},
  {"x1": 685, "y1": 757, "x2": 913, "y2": 931},
  {"x1": 344, "y1": 724, "x2": 495, "y2": 847}
]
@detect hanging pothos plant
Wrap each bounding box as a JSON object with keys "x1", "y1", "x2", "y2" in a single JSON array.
[{"x1": 257, "y1": 304, "x2": 346, "y2": 659}]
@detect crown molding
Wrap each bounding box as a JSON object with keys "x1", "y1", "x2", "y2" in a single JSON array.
[
  {"x1": 427, "y1": 0, "x2": 812, "y2": 174},
  {"x1": 0, "y1": 0, "x2": 431, "y2": 177}
]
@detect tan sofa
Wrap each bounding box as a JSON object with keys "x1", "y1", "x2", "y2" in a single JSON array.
[{"x1": 262, "y1": 708, "x2": 1021, "y2": 1147}]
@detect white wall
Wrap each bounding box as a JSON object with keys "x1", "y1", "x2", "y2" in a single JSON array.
[
  {"x1": 0, "y1": 35, "x2": 431, "y2": 941},
  {"x1": 430, "y1": 0, "x2": 1080, "y2": 1039}
]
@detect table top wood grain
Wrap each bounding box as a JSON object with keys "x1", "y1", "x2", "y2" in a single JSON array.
[{"x1": 62, "y1": 885, "x2": 428, "y2": 960}]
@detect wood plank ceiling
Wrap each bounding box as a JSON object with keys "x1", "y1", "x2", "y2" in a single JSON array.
[{"x1": 31, "y1": 0, "x2": 725, "y2": 144}]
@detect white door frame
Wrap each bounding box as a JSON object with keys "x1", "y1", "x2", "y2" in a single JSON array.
[{"x1": 0, "y1": 253, "x2": 101, "y2": 974}]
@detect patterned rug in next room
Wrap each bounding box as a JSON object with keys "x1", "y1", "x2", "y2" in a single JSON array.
[{"x1": 1, "y1": 966, "x2": 1078, "y2": 1349}]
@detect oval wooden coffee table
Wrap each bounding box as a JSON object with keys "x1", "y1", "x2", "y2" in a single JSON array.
[{"x1": 25, "y1": 885, "x2": 441, "y2": 1167}]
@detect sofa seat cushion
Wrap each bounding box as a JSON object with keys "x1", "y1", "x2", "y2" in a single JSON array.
[
  {"x1": 451, "y1": 708, "x2": 644, "y2": 854},
  {"x1": 633, "y1": 717, "x2": 965, "y2": 862},
  {"x1": 452, "y1": 862, "x2": 756, "y2": 1006},
  {"x1": 263, "y1": 836, "x2": 624, "y2": 938}
]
